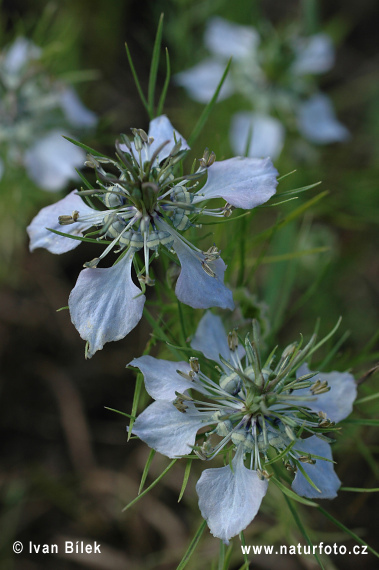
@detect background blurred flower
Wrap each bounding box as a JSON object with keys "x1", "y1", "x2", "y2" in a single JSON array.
[
  {"x1": 0, "y1": 36, "x2": 97, "y2": 191},
  {"x1": 176, "y1": 17, "x2": 349, "y2": 159}
]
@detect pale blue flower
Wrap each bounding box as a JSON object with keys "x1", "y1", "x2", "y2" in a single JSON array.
[
  {"x1": 176, "y1": 17, "x2": 348, "y2": 158},
  {"x1": 0, "y1": 37, "x2": 97, "y2": 190},
  {"x1": 28, "y1": 116, "x2": 278, "y2": 356},
  {"x1": 130, "y1": 312, "x2": 357, "y2": 542}
]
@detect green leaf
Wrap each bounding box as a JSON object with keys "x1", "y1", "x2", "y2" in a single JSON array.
[
  {"x1": 295, "y1": 461, "x2": 321, "y2": 493},
  {"x1": 46, "y1": 227, "x2": 111, "y2": 245},
  {"x1": 341, "y1": 487, "x2": 379, "y2": 492},
  {"x1": 343, "y1": 418, "x2": 379, "y2": 426},
  {"x1": 283, "y1": 495, "x2": 325, "y2": 569},
  {"x1": 128, "y1": 373, "x2": 144, "y2": 441},
  {"x1": 250, "y1": 191, "x2": 329, "y2": 246},
  {"x1": 156, "y1": 48, "x2": 171, "y2": 116},
  {"x1": 139, "y1": 449, "x2": 156, "y2": 494},
  {"x1": 178, "y1": 459, "x2": 193, "y2": 502},
  {"x1": 239, "y1": 532, "x2": 249, "y2": 566},
  {"x1": 62, "y1": 136, "x2": 106, "y2": 157},
  {"x1": 125, "y1": 42, "x2": 151, "y2": 118},
  {"x1": 176, "y1": 519, "x2": 207, "y2": 570},
  {"x1": 148, "y1": 13, "x2": 164, "y2": 116},
  {"x1": 271, "y1": 477, "x2": 318, "y2": 507},
  {"x1": 318, "y1": 505, "x2": 379, "y2": 559},
  {"x1": 104, "y1": 406, "x2": 135, "y2": 420},
  {"x1": 188, "y1": 58, "x2": 232, "y2": 146},
  {"x1": 122, "y1": 459, "x2": 177, "y2": 512}
]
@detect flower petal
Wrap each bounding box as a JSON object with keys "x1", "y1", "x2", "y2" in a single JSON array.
[
  {"x1": 297, "y1": 94, "x2": 350, "y2": 144},
  {"x1": 59, "y1": 87, "x2": 97, "y2": 128},
  {"x1": 69, "y1": 251, "x2": 145, "y2": 358},
  {"x1": 296, "y1": 363, "x2": 357, "y2": 423},
  {"x1": 191, "y1": 311, "x2": 231, "y2": 362},
  {"x1": 132, "y1": 400, "x2": 205, "y2": 458},
  {"x1": 292, "y1": 34, "x2": 335, "y2": 75},
  {"x1": 230, "y1": 112, "x2": 285, "y2": 160},
  {"x1": 4, "y1": 37, "x2": 41, "y2": 76},
  {"x1": 129, "y1": 355, "x2": 193, "y2": 400},
  {"x1": 24, "y1": 130, "x2": 85, "y2": 191},
  {"x1": 175, "y1": 59, "x2": 234, "y2": 103},
  {"x1": 193, "y1": 156, "x2": 278, "y2": 209},
  {"x1": 196, "y1": 449, "x2": 268, "y2": 542},
  {"x1": 205, "y1": 17, "x2": 259, "y2": 60},
  {"x1": 27, "y1": 190, "x2": 94, "y2": 254},
  {"x1": 147, "y1": 115, "x2": 190, "y2": 162},
  {"x1": 292, "y1": 436, "x2": 341, "y2": 499},
  {"x1": 171, "y1": 237, "x2": 234, "y2": 310}
]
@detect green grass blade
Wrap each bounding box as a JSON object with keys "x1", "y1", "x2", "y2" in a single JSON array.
[
  {"x1": 62, "y1": 136, "x2": 106, "y2": 157},
  {"x1": 46, "y1": 227, "x2": 111, "y2": 245},
  {"x1": 157, "y1": 48, "x2": 171, "y2": 116},
  {"x1": 176, "y1": 520, "x2": 207, "y2": 570},
  {"x1": 271, "y1": 477, "x2": 318, "y2": 507},
  {"x1": 318, "y1": 505, "x2": 379, "y2": 558},
  {"x1": 283, "y1": 494, "x2": 325, "y2": 569},
  {"x1": 138, "y1": 449, "x2": 156, "y2": 494},
  {"x1": 341, "y1": 487, "x2": 379, "y2": 492},
  {"x1": 178, "y1": 459, "x2": 193, "y2": 502},
  {"x1": 128, "y1": 372, "x2": 144, "y2": 441},
  {"x1": 125, "y1": 42, "x2": 151, "y2": 118},
  {"x1": 122, "y1": 459, "x2": 177, "y2": 512},
  {"x1": 148, "y1": 13, "x2": 164, "y2": 116},
  {"x1": 104, "y1": 406, "x2": 135, "y2": 421},
  {"x1": 188, "y1": 58, "x2": 232, "y2": 146}
]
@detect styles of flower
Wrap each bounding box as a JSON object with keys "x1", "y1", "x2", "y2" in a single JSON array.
[
  {"x1": 0, "y1": 37, "x2": 97, "y2": 190},
  {"x1": 130, "y1": 312, "x2": 357, "y2": 542},
  {"x1": 176, "y1": 17, "x2": 349, "y2": 159},
  {"x1": 27, "y1": 116, "x2": 278, "y2": 357}
]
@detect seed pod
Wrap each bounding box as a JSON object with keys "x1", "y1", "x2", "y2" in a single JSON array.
[
  {"x1": 172, "y1": 211, "x2": 192, "y2": 231},
  {"x1": 158, "y1": 231, "x2": 174, "y2": 249},
  {"x1": 103, "y1": 188, "x2": 125, "y2": 208},
  {"x1": 130, "y1": 231, "x2": 144, "y2": 251},
  {"x1": 146, "y1": 231, "x2": 160, "y2": 251},
  {"x1": 220, "y1": 372, "x2": 241, "y2": 395}
]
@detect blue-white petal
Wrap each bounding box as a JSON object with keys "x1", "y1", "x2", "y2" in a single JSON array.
[
  {"x1": 171, "y1": 236, "x2": 234, "y2": 311},
  {"x1": 292, "y1": 34, "x2": 335, "y2": 75},
  {"x1": 69, "y1": 251, "x2": 145, "y2": 358},
  {"x1": 24, "y1": 130, "x2": 85, "y2": 191},
  {"x1": 296, "y1": 363, "x2": 357, "y2": 423},
  {"x1": 129, "y1": 355, "x2": 193, "y2": 400},
  {"x1": 196, "y1": 449, "x2": 268, "y2": 542},
  {"x1": 297, "y1": 94, "x2": 350, "y2": 144},
  {"x1": 193, "y1": 157, "x2": 278, "y2": 209},
  {"x1": 205, "y1": 17, "x2": 259, "y2": 60},
  {"x1": 3, "y1": 37, "x2": 41, "y2": 76},
  {"x1": 230, "y1": 112, "x2": 285, "y2": 160},
  {"x1": 191, "y1": 311, "x2": 231, "y2": 362},
  {"x1": 175, "y1": 59, "x2": 234, "y2": 104},
  {"x1": 147, "y1": 115, "x2": 190, "y2": 163},
  {"x1": 27, "y1": 190, "x2": 94, "y2": 254},
  {"x1": 133, "y1": 400, "x2": 205, "y2": 458},
  {"x1": 59, "y1": 87, "x2": 97, "y2": 128},
  {"x1": 292, "y1": 436, "x2": 341, "y2": 499}
]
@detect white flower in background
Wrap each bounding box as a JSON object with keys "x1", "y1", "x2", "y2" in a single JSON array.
[
  {"x1": 0, "y1": 37, "x2": 97, "y2": 190},
  {"x1": 176, "y1": 17, "x2": 349, "y2": 159},
  {"x1": 130, "y1": 312, "x2": 357, "y2": 542},
  {"x1": 27, "y1": 116, "x2": 279, "y2": 357}
]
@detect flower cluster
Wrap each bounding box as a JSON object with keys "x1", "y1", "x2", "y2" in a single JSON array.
[
  {"x1": 130, "y1": 312, "x2": 357, "y2": 542},
  {"x1": 28, "y1": 116, "x2": 278, "y2": 357},
  {"x1": 176, "y1": 17, "x2": 349, "y2": 159},
  {"x1": 0, "y1": 37, "x2": 97, "y2": 190}
]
